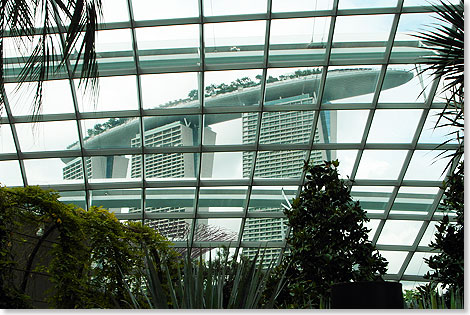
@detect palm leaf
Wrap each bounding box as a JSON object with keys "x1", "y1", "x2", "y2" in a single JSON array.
[
  {"x1": 412, "y1": 0, "x2": 464, "y2": 172},
  {"x1": 1, "y1": 0, "x2": 102, "y2": 118}
]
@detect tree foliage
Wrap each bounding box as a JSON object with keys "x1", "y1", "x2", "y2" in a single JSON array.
[
  {"x1": 424, "y1": 162, "x2": 464, "y2": 292},
  {"x1": 0, "y1": 185, "x2": 178, "y2": 308},
  {"x1": 276, "y1": 160, "x2": 388, "y2": 308}
]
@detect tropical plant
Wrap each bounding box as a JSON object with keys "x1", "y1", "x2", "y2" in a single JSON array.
[
  {"x1": 125, "y1": 247, "x2": 287, "y2": 309},
  {"x1": 0, "y1": 185, "x2": 178, "y2": 308},
  {"x1": 404, "y1": 284, "x2": 463, "y2": 309},
  {"x1": 414, "y1": 0, "x2": 464, "y2": 166},
  {"x1": 424, "y1": 161, "x2": 464, "y2": 292},
  {"x1": 1, "y1": 0, "x2": 102, "y2": 117},
  {"x1": 274, "y1": 160, "x2": 388, "y2": 308}
]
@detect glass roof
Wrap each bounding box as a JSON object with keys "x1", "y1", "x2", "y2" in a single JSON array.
[{"x1": 0, "y1": 0, "x2": 461, "y2": 289}]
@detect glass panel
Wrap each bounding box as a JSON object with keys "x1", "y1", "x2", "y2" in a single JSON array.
[
  {"x1": 419, "y1": 221, "x2": 439, "y2": 247},
  {"x1": 195, "y1": 218, "x2": 240, "y2": 242},
  {"x1": 392, "y1": 13, "x2": 440, "y2": 60},
  {"x1": 76, "y1": 76, "x2": 138, "y2": 112},
  {"x1": 16, "y1": 120, "x2": 79, "y2": 152},
  {"x1": 242, "y1": 218, "x2": 288, "y2": 241},
  {"x1": 58, "y1": 191, "x2": 86, "y2": 209},
  {"x1": 326, "y1": 110, "x2": 368, "y2": 143},
  {"x1": 146, "y1": 219, "x2": 191, "y2": 241},
  {"x1": 260, "y1": 111, "x2": 314, "y2": 144},
  {"x1": 248, "y1": 186, "x2": 297, "y2": 212},
  {"x1": 204, "y1": 69, "x2": 262, "y2": 107},
  {"x1": 62, "y1": 157, "x2": 85, "y2": 180},
  {"x1": 418, "y1": 109, "x2": 460, "y2": 144},
  {"x1": 264, "y1": 67, "x2": 322, "y2": 106},
  {"x1": 334, "y1": 150, "x2": 358, "y2": 179},
  {"x1": 367, "y1": 109, "x2": 422, "y2": 143},
  {"x1": 355, "y1": 150, "x2": 408, "y2": 180},
  {"x1": 404, "y1": 150, "x2": 451, "y2": 181},
  {"x1": 338, "y1": 0, "x2": 397, "y2": 9},
  {"x1": 203, "y1": 152, "x2": 248, "y2": 179},
  {"x1": 404, "y1": 252, "x2": 434, "y2": 276},
  {"x1": 205, "y1": 20, "x2": 266, "y2": 67},
  {"x1": 198, "y1": 186, "x2": 247, "y2": 210},
  {"x1": 24, "y1": 157, "x2": 84, "y2": 185},
  {"x1": 101, "y1": 0, "x2": 129, "y2": 23},
  {"x1": 0, "y1": 125, "x2": 16, "y2": 153},
  {"x1": 143, "y1": 116, "x2": 201, "y2": 147},
  {"x1": 85, "y1": 155, "x2": 138, "y2": 183},
  {"x1": 379, "y1": 250, "x2": 408, "y2": 274},
  {"x1": 269, "y1": 18, "x2": 330, "y2": 66},
  {"x1": 241, "y1": 247, "x2": 282, "y2": 268},
  {"x1": 204, "y1": 114, "x2": 254, "y2": 145},
  {"x1": 96, "y1": 29, "x2": 133, "y2": 53},
  {"x1": 90, "y1": 188, "x2": 142, "y2": 213},
  {"x1": 203, "y1": 0, "x2": 267, "y2": 15},
  {"x1": 390, "y1": 186, "x2": 439, "y2": 216},
  {"x1": 81, "y1": 117, "x2": 136, "y2": 149},
  {"x1": 6, "y1": 80, "x2": 75, "y2": 116},
  {"x1": 136, "y1": 25, "x2": 200, "y2": 71},
  {"x1": 140, "y1": 72, "x2": 199, "y2": 109},
  {"x1": 145, "y1": 187, "x2": 195, "y2": 211},
  {"x1": 404, "y1": 0, "x2": 460, "y2": 5},
  {"x1": 331, "y1": 15, "x2": 394, "y2": 62},
  {"x1": 323, "y1": 66, "x2": 381, "y2": 103},
  {"x1": 254, "y1": 150, "x2": 306, "y2": 179},
  {"x1": 0, "y1": 160, "x2": 23, "y2": 186},
  {"x1": 377, "y1": 220, "x2": 423, "y2": 246},
  {"x1": 364, "y1": 219, "x2": 381, "y2": 241},
  {"x1": 351, "y1": 186, "x2": 394, "y2": 215},
  {"x1": 132, "y1": 0, "x2": 199, "y2": 21},
  {"x1": 142, "y1": 153, "x2": 199, "y2": 179},
  {"x1": 378, "y1": 65, "x2": 432, "y2": 104},
  {"x1": 272, "y1": 0, "x2": 333, "y2": 12}
]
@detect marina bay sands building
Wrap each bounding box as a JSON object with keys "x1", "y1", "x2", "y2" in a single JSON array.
[{"x1": 62, "y1": 68, "x2": 409, "y2": 263}]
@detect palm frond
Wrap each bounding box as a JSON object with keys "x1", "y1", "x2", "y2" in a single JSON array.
[
  {"x1": 412, "y1": 0, "x2": 464, "y2": 171},
  {"x1": 0, "y1": 0, "x2": 102, "y2": 118}
]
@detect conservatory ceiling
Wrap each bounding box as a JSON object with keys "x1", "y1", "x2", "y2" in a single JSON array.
[{"x1": 0, "y1": 0, "x2": 462, "y2": 286}]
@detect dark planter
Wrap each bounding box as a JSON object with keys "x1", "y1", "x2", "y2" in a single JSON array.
[{"x1": 331, "y1": 281, "x2": 404, "y2": 309}]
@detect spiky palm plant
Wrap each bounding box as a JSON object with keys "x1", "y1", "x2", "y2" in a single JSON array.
[
  {"x1": 1, "y1": 0, "x2": 102, "y2": 117},
  {"x1": 414, "y1": 0, "x2": 464, "y2": 167},
  {"x1": 125, "y1": 247, "x2": 287, "y2": 309}
]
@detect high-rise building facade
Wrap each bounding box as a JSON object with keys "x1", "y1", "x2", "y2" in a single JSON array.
[
  {"x1": 241, "y1": 94, "x2": 335, "y2": 265},
  {"x1": 129, "y1": 120, "x2": 215, "y2": 239}
]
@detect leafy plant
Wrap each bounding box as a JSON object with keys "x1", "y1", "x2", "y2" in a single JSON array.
[
  {"x1": 404, "y1": 284, "x2": 463, "y2": 309},
  {"x1": 1, "y1": 0, "x2": 102, "y2": 117},
  {"x1": 127, "y1": 247, "x2": 287, "y2": 309},
  {"x1": 275, "y1": 160, "x2": 388, "y2": 308},
  {"x1": 424, "y1": 161, "x2": 464, "y2": 292},
  {"x1": 0, "y1": 185, "x2": 178, "y2": 308}
]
